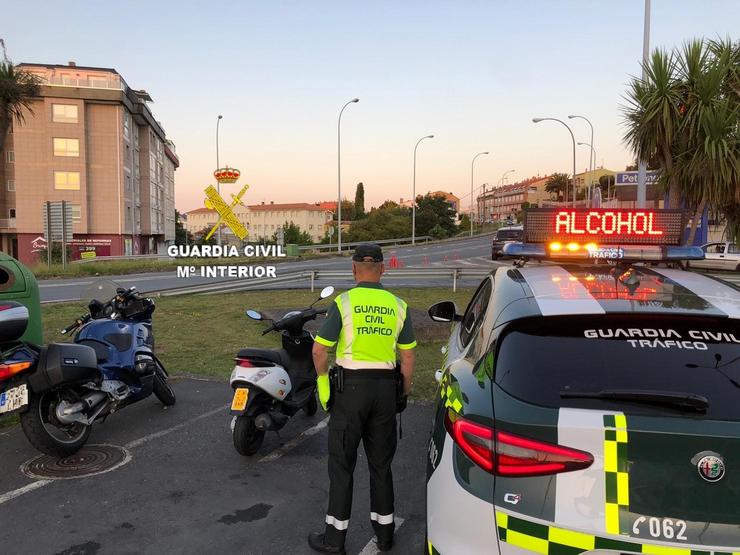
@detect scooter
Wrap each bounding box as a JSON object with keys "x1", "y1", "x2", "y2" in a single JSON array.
[
  {"x1": 3, "y1": 281, "x2": 175, "y2": 457},
  {"x1": 229, "y1": 286, "x2": 334, "y2": 455}
]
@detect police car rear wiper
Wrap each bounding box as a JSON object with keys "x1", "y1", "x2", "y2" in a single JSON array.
[{"x1": 559, "y1": 389, "x2": 709, "y2": 412}]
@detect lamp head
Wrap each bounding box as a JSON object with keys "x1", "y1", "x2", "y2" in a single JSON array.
[
  {"x1": 532, "y1": 118, "x2": 543, "y2": 123},
  {"x1": 483, "y1": 151, "x2": 490, "y2": 155},
  {"x1": 218, "y1": 115, "x2": 223, "y2": 119},
  {"x1": 567, "y1": 115, "x2": 577, "y2": 119},
  {"x1": 427, "y1": 134, "x2": 434, "y2": 139},
  {"x1": 351, "y1": 98, "x2": 360, "y2": 103}
]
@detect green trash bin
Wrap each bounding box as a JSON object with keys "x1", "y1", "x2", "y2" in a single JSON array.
[
  {"x1": 0, "y1": 253, "x2": 42, "y2": 345},
  {"x1": 285, "y1": 244, "x2": 300, "y2": 257}
]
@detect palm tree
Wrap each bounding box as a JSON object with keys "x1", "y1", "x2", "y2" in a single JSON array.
[
  {"x1": 623, "y1": 38, "x2": 739, "y2": 244},
  {"x1": 622, "y1": 48, "x2": 683, "y2": 209},
  {"x1": 0, "y1": 41, "x2": 41, "y2": 154},
  {"x1": 544, "y1": 173, "x2": 570, "y2": 202}
]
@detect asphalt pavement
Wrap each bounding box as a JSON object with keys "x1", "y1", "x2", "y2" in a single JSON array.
[
  {"x1": 0, "y1": 378, "x2": 431, "y2": 555},
  {"x1": 39, "y1": 234, "x2": 498, "y2": 302}
]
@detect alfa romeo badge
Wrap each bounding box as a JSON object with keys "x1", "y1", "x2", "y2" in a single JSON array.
[{"x1": 696, "y1": 454, "x2": 725, "y2": 482}]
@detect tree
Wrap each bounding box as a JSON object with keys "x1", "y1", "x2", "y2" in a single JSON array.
[
  {"x1": 544, "y1": 173, "x2": 570, "y2": 202},
  {"x1": 333, "y1": 199, "x2": 355, "y2": 222},
  {"x1": 0, "y1": 40, "x2": 41, "y2": 161},
  {"x1": 622, "y1": 38, "x2": 739, "y2": 244},
  {"x1": 458, "y1": 214, "x2": 471, "y2": 234},
  {"x1": 272, "y1": 221, "x2": 312, "y2": 245},
  {"x1": 346, "y1": 203, "x2": 411, "y2": 242},
  {"x1": 175, "y1": 211, "x2": 192, "y2": 245},
  {"x1": 354, "y1": 182, "x2": 365, "y2": 219},
  {"x1": 414, "y1": 193, "x2": 457, "y2": 238},
  {"x1": 195, "y1": 227, "x2": 217, "y2": 245}
]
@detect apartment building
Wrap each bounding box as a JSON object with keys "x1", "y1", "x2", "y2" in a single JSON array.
[
  {"x1": 477, "y1": 176, "x2": 552, "y2": 223},
  {"x1": 0, "y1": 62, "x2": 178, "y2": 264},
  {"x1": 185, "y1": 201, "x2": 331, "y2": 244}
]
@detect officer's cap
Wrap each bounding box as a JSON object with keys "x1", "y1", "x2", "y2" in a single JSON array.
[{"x1": 352, "y1": 243, "x2": 383, "y2": 262}]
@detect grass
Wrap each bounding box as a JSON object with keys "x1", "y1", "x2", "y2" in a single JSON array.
[{"x1": 38, "y1": 287, "x2": 475, "y2": 402}]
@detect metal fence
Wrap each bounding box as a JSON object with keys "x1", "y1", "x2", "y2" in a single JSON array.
[{"x1": 157, "y1": 267, "x2": 492, "y2": 297}]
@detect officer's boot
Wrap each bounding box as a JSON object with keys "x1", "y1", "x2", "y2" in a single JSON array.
[{"x1": 307, "y1": 532, "x2": 346, "y2": 555}]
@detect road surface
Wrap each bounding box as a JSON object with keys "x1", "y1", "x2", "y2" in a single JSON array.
[
  {"x1": 40, "y1": 235, "x2": 501, "y2": 302},
  {"x1": 0, "y1": 378, "x2": 430, "y2": 555}
]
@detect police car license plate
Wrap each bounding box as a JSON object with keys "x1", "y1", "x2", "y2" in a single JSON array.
[
  {"x1": 0, "y1": 383, "x2": 28, "y2": 414},
  {"x1": 231, "y1": 388, "x2": 249, "y2": 411}
]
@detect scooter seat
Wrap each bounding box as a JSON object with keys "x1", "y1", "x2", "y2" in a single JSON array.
[{"x1": 237, "y1": 348, "x2": 290, "y2": 368}]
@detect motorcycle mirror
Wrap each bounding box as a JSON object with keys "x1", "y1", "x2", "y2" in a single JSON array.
[
  {"x1": 319, "y1": 286, "x2": 335, "y2": 299},
  {"x1": 246, "y1": 310, "x2": 263, "y2": 321}
]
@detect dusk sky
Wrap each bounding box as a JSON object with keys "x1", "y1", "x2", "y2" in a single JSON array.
[{"x1": 4, "y1": 1, "x2": 738, "y2": 212}]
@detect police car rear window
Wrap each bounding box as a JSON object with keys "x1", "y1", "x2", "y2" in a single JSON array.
[{"x1": 495, "y1": 315, "x2": 740, "y2": 420}]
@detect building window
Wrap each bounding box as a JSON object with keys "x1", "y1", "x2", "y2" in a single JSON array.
[
  {"x1": 54, "y1": 171, "x2": 81, "y2": 190},
  {"x1": 89, "y1": 77, "x2": 107, "y2": 88},
  {"x1": 6, "y1": 151, "x2": 14, "y2": 163},
  {"x1": 8, "y1": 208, "x2": 16, "y2": 219},
  {"x1": 6, "y1": 180, "x2": 15, "y2": 192},
  {"x1": 53, "y1": 138, "x2": 80, "y2": 157},
  {"x1": 70, "y1": 204, "x2": 81, "y2": 223},
  {"x1": 52, "y1": 104, "x2": 78, "y2": 123}
]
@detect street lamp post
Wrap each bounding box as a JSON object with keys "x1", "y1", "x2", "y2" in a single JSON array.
[
  {"x1": 412, "y1": 134, "x2": 434, "y2": 245},
  {"x1": 216, "y1": 114, "x2": 223, "y2": 246},
  {"x1": 637, "y1": 0, "x2": 651, "y2": 208},
  {"x1": 577, "y1": 142, "x2": 597, "y2": 204},
  {"x1": 470, "y1": 152, "x2": 489, "y2": 236},
  {"x1": 496, "y1": 169, "x2": 515, "y2": 222},
  {"x1": 532, "y1": 118, "x2": 577, "y2": 206},
  {"x1": 568, "y1": 115, "x2": 594, "y2": 202},
  {"x1": 337, "y1": 98, "x2": 359, "y2": 253}
]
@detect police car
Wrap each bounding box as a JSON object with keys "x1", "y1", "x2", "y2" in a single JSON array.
[{"x1": 425, "y1": 208, "x2": 740, "y2": 555}]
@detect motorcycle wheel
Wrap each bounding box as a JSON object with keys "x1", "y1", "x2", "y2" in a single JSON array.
[
  {"x1": 233, "y1": 415, "x2": 265, "y2": 456},
  {"x1": 20, "y1": 391, "x2": 91, "y2": 457},
  {"x1": 302, "y1": 391, "x2": 318, "y2": 416},
  {"x1": 153, "y1": 363, "x2": 176, "y2": 406}
]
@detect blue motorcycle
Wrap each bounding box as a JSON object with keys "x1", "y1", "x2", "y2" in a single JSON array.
[{"x1": 13, "y1": 282, "x2": 175, "y2": 456}]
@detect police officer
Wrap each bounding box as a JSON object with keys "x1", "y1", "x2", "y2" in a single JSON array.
[{"x1": 309, "y1": 243, "x2": 416, "y2": 555}]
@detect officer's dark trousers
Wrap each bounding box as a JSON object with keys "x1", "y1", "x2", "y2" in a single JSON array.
[{"x1": 324, "y1": 370, "x2": 397, "y2": 548}]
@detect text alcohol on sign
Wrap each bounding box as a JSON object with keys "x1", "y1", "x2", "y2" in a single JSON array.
[{"x1": 524, "y1": 208, "x2": 686, "y2": 246}]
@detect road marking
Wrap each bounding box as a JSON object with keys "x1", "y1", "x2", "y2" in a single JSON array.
[
  {"x1": 125, "y1": 404, "x2": 228, "y2": 449},
  {"x1": 357, "y1": 517, "x2": 405, "y2": 555},
  {"x1": 259, "y1": 416, "x2": 329, "y2": 463},
  {"x1": 0, "y1": 479, "x2": 53, "y2": 506},
  {"x1": 0, "y1": 403, "x2": 228, "y2": 505}
]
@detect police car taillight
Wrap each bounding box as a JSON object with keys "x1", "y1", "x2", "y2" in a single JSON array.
[
  {"x1": 444, "y1": 410, "x2": 593, "y2": 476},
  {"x1": 495, "y1": 431, "x2": 594, "y2": 476},
  {"x1": 444, "y1": 410, "x2": 494, "y2": 472}
]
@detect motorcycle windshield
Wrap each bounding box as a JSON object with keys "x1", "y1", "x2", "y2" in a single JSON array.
[{"x1": 80, "y1": 279, "x2": 123, "y2": 317}]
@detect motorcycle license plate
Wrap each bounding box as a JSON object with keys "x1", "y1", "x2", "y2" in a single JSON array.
[
  {"x1": 0, "y1": 383, "x2": 28, "y2": 415},
  {"x1": 231, "y1": 388, "x2": 249, "y2": 411}
]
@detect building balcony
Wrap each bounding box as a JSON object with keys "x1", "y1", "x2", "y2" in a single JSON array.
[
  {"x1": 44, "y1": 76, "x2": 123, "y2": 90},
  {"x1": 0, "y1": 218, "x2": 17, "y2": 229}
]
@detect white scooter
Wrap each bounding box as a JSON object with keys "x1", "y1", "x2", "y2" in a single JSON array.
[{"x1": 229, "y1": 286, "x2": 334, "y2": 455}]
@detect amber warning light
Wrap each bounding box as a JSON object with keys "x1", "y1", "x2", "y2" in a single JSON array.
[{"x1": 524, "y1": 208, "x2": 685, "y2": 246}]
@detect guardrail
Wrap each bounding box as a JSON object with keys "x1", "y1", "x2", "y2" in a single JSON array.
[
  {"x1": 297, "y1": 236, "x2": 433, "y2": 252},
  {"x1": 157, "y1": 267, "x2": 492, "y2": 297}
]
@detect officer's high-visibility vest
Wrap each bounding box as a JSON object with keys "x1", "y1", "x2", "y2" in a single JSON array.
[{"x1": 333, "y1": 287, "x2": 412, "y2": 370}]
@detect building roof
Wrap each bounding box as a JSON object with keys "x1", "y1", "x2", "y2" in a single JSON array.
[
  {"x1": 249, "y1": 202, "x2": 327, "y2": 212},
  {"x1": 187, "y1": 207, "x2": 217, "y2": 215},
  {"x1": 19, "y1": 62, "x2": 119, "y2": 74}
]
